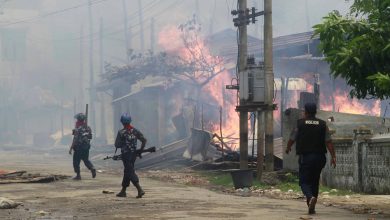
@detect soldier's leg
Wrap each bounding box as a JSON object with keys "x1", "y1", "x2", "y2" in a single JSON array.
[
  {"x1": 128, "y1": 155, "x2": 144, "y2": 198},
  {"x1": 299, "y1": 155, "x2": 314, "y2": 199},
  {"x1": 73, "y1": 150, "x2": 82, "y2": 180},
  {"x1": 81, "y1": 148, "x2": 96, "y2": 178},
  {"x1": 117, "y1": 153, "x2": 131, "y2": 197},
  {"x1": 312, "y1": 154, "x2": 326, "y2": 198}
]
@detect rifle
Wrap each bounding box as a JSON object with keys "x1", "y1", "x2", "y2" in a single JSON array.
[
  {"x1": 103, "y1": 146, "x2": 156, "y2": 161},
  {"x1": 85, "y1": 104, "x2": 88, "y2": 126}
]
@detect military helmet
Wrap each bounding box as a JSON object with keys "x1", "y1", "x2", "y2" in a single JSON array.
[
  {"x1": 74, "y1": 113, "x2": 87, "y2": 121},
  {"x1": 120, "y1": 113, "x2": 132, "y2": 124}
]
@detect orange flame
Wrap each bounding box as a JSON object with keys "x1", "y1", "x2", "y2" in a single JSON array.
[
  {"x1": 158, "y1": 25, "x2": 240, "y2": 147},
  {"x1": 320, "y1": 90, "x2": 380, "y2": 116}
]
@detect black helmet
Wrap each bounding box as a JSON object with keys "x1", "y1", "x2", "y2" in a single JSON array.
[
  {"x1": 74, "y1": 113, "x2": 87, "y2": 121},
  {"x1": 304, "y1": 102, "x2": 317, "y2": 115}
]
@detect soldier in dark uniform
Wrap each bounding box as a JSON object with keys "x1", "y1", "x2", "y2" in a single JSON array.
[
  {"x1": 69, "y1": 113, "x2": 96, "y2": 180},
  {"x1": 286, "y1": 103, "x2": 336, "y2": 214},
  {"x1": 115, "y1": 113, "x2": 147, "y2": 198}
]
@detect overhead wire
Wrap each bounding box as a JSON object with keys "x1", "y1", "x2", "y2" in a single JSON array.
[
  {"x1": 26, "y1": 0, "x2": 161, "y2": 43},
  {"x1": 0, "y1": 0, "x2": 110, "y2": 27}
]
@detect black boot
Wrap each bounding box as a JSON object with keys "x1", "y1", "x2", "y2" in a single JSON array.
[
  {"x1": 72, "y1": 172, "x2": 81, "y2": 180},
  {"x1": 308, "y1": 197, "x2": 317, "y2": 214},
  {"x1": 134, "y1": 182, "x2": 145, "y2": 198},
  {"x1": 91, "y1": 169, "x2": 96, "y2": 178},
  {"x1": 116, "y1": 187, "x2": 127, "y2": 197}
]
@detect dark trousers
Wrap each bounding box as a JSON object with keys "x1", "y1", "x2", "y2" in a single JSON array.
[
  {"x1": 121, "y1": 152, "x2": 139, "y2": 188},
  {"x1": 73, "y1": 147, "x2": 94, "y2": 173},
  {"x1": 298, "y1": 153, "x2": 326, "y2": 200}
]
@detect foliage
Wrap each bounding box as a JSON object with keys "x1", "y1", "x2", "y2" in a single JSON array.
[{"x1": 313, "y1": 0, "x2": 390, "y2": 99}]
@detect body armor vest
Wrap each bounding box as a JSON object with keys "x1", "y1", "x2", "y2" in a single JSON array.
[
  {"x1": 73, "y1": 125, "x2": 92, "y2": 149},
  {"x1": 119, "y1": 128, "x2": 138, "y2": 154},
  {"x1": 295, "y1": 117, "x2": 327, "y2": 154}
]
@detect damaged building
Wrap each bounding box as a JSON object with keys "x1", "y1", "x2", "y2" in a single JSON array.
[{"x1": 95, "y1": 27, "x2": 389, "y2": 194}]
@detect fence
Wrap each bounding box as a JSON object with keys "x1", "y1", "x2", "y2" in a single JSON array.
[{"x1": 322, "y1": 129, "x2": 390, "y2": 194}]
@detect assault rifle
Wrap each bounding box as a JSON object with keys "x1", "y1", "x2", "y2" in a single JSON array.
[{"x1": 103, "y1": 146, "x2": 156, "y2": 161}]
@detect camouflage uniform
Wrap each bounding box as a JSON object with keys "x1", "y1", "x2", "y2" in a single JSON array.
[
  {"x1": 115, "y1": 126, "x2": 146, "y2": 198},
  {"x1": 72, "y1": 125, "x2": 95, "y2": 177}
]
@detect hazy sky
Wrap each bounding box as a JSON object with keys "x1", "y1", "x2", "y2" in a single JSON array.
[{"x1": 0, "y1": 0, "x2": 352, "y2": 99}]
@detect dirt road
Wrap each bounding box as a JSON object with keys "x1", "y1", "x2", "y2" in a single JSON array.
[{"x1": 0, "y1": 147, "x2": 388, "y2": 220}]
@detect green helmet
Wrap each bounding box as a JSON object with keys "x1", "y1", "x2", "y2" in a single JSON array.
[{"x1": 74, "y1": 113, "x2": 87, "y2": 121}]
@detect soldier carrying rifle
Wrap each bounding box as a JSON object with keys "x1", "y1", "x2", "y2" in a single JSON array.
[
  {"x1": 69, "y1": 111, "x2": 96, "y2": 180},
  {"x1": 114, "y1": 113, "x2": 147, "y2": 198}
]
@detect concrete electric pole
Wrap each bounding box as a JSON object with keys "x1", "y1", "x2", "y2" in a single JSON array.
[
  {"x1": 88, "y1": 0, "x2": 96, "y2": 135},
  {"x1": 122, "y1": 0, "x2": 131, "y2": 63},
  {"x1": 138, "y1": 0, "x2": 145, "y2": 52},
  {"x1": 229, "y1": 0, "x2": 273, "y2": 177},
  {"x1": 264, "y1": 0, "x2": 274, "y2": 171},
  {"x1": 237, "y1": 0, "x2": 248, "y2": 170}
]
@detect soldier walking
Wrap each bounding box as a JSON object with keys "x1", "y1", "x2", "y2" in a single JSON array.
[
  {"x1": 69, "y1": 113, "x2": 96, "y2": 180},
  {"x1": 115, "y1": 113, "x2": 147, "y2": 198}
]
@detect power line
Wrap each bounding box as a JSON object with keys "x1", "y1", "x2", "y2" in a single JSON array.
[
  {"x1": 38, "y1": 0, "x2": 182, "y2": 44},
  {"x1": 27, "y1": 0, "x2": 161, "y2": 43},
  {"x1": 0, "y1": 0, "x2": 110, "y2": 27}
]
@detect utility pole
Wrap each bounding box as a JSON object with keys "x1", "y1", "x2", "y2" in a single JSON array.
[
  {"x1": 122, "y1": 0, "x2": 130, "y2": 63},
  {"x1": 209, "y1": 0, "x2": 217, "y2": 35},
  {"x1": 138, "y1": 0, "x2": 145, "y2": 52},
  {"x1": 150, "y1": 17, "x2": 155, "y2": 54},
  {"x1": 88, "y1": 0, "x2": 96, "y2": 135},
  {"x1": 196, "y1": 0, "x2": 200, "y2": 17},
  {"x1": 257, "y1": 110, "x2": 264, "y2": 180},
  {"x1": 238, "y1": 0, "x2": 248, "y2": 170},
  {"x1": 79, "y1": 25, "x2": 84, "y2": 109},
  {"x1": 100, "y1": 17, "x2": 107, "y2": 142},
  {"x1": 264, "y1": 0, "x2": 274, "y2": 171},
  {"x1": 230, "y1": 0, "x2": 266, "y2": 172}
]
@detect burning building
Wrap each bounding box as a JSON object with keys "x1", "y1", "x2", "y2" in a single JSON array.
[{"x1": 96, "y1": 24, "x2": 384, "y2": 160}]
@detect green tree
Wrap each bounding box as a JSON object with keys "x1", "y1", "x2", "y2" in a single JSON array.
[{"x1": 313, "y1": 0, "x2": 390, "y2": 99}]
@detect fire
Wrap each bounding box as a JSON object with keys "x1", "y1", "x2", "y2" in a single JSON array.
[
  {"x1": 320, "y1": 90, "x2": 380, "y2": 116},
  {"x1": 158, "y1": 24, "x2": 240, "y2": 147}
]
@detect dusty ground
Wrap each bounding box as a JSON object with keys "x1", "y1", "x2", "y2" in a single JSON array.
[{"x1": 0, "y1": 146, "x2": 389, "y2": 220}]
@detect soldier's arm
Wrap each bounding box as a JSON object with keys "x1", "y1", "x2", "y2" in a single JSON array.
[
  {"x1": 135, "y1": 130, "x2": 147, "y2": 150},
  {"x1": 87, "y1": 126, "x2": 93, "y2": 139},
  {"x1": 69, "y1": 137, "x2": 75, "y2": 155},
  {"x1": 286, "y1": 127, "x2": 297, "y2": 154},
  {"x1": 114, "y1": 131, "x2": 121, "y2": 149},
  {"x1": 325, "y1": 126, "x2": 336, "y2": 168}
]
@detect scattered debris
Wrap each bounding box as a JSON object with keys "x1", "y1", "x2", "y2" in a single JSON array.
[
  {"x1": 0, "y1": 170, "x2": 69, "y2": 184},
  {"x1": 0, "y1": 197, "x2": 22, "y2": 209},
  {"x1": 36, "y1": 210, "x2": 51, "y2": 216},
  {"x1": 0, "y1": 171, "x2": 27, "y2": 178},
  {"x1": 102, "y1": 190, "x2": 114, "y2": 194}
]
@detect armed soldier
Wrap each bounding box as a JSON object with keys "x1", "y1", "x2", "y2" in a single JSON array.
[
  {"x1": 69, "y1": 113, "x2": 96, "y2": 180},
  {"x1": 115, "y1": 113, "x2": 147, "y2": 198}
]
